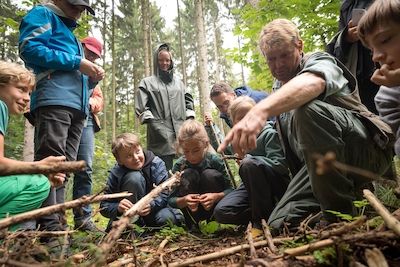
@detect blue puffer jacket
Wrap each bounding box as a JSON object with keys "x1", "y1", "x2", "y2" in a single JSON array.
[
  {"x1": 220, "y1": 86, "x2": 269, "y2": 127},
  {"x1": 19, "y1": 4, "x2": 89, "y2": 115}
]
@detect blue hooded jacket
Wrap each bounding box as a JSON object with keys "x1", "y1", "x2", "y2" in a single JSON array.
[
  {"x1": 220, "y1": 86, "x2": 269, "y2": 127},
  {"x1": 19, "y1": 4, "x2": 90, "y2": 115}
]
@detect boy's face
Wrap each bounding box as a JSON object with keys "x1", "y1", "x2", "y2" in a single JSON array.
[
  {"x1": 365, "y1": 22, "x2": 400, "y2": 71},
  {"x1": 117, "y1": 145, "x2": 145, "y2": 170},
  {"x1": 0, "y1": 80, "x2": 31, "y2": 115},
  {"x1": 54, "y1": 0, "x2": 86, "y2": 21},
  {"x1": 211, "y1": 92, "x2": 236, "y2": 114}
]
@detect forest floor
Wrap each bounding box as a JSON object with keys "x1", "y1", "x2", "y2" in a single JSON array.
[{"x1": 2, "y1": 185, "x2": 400, "y2": 267}]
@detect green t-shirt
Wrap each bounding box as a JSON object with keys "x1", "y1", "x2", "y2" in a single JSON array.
[{"x1": 0, "y1": 100, "x2": 9, "y2": 137}]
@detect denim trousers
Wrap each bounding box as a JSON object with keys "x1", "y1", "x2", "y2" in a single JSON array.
[{"x1": 73, "y1": 122, "x2": 95, "y2": 223}]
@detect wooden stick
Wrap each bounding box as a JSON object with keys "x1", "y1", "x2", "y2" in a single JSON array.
[
  {"x1": 210, "y1": 124, "x2": 237, "y2": 188},
  {"x1": 99, "y1": 173, "x2": 182, "y2": 256},
  {"x1": 0, "y1": 160, "x2": 86, "y2": 176},
  {"x1": 284, "y1": 230, "x2": 398, "y2": 257},
  {"x1": 0, "y1": 192, "x2": 131, "y2": 230},
  {"x1": 314, "y1": 152, "x2": 385, "y2": 181},
  {"x1": 284, "y1": 239, "x2": 334, "y2": 257},
  {"x1": 261, "y1": 219, "x2": 277, "y2": 254},
  {"x1": 319, "y1": 216, "x2": 367, "y2": 239},
  {"x1": 246, "y1": 222, "x2": 257, "y2": 259},
  {"x1": 364, "y1": 189, "x2": 400, "y2": 236},
  {"x1": 168, "y1": 237, "x2": 290, "y2": 267}
]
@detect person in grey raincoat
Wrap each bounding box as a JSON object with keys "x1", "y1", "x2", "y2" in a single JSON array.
[{"x1": 135, "y1": 43, "x2": 195, "y2": 170}]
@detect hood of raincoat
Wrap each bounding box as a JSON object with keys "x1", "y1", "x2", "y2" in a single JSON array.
[{"x1": 152, "y1": 43, "x2": 174, "y2": 83}]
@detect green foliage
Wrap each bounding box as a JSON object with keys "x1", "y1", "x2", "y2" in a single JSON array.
[
  {"x1": 155, "y1": 224, "x2": 187, "y2": 240},
  {"x1": 4, "y1": 115, "x2": 25, "y2": 160},
  {"x1": 228, "y1": 0, "x2": 340, "y2": 89},
  {"x1": 313, "y1": 246, "x2": 337, "y2": 265},
  {"x1": 198, "y1": 220, "x2": 236, "y2": 236}
]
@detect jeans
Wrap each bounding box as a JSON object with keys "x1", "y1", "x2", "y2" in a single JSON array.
[
  {"x1": 73, "y1": 123, "x2": 95, "y2": 223},
  {"x1": 34, "y1": 106, "x2": 85, "y2": 231}
]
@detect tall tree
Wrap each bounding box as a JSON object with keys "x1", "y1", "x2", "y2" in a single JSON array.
[
  {"x1": 195, "y1": 0, "x2": 211, "y2": 115},
  {"x1": 176, "y1": 0, "x2": 187, "y2": 85},
  {"x1": 111, "y1": 0, "x2": 116, "y2": 140}
]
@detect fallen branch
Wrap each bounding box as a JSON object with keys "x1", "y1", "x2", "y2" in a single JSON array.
[
  {"x1": 284, "y1": 230, "x2": 398, "y2": 257},
  {"x1": 99, "y1": 172, "x2": 182, "y2": 257},
  {"x1": 262, "y1": 219, "x2": 277, "y2": 254},
  {"x1": 0, "y1": 160, "x2": 86, "y2": 176},
  {"x1": 168, "y1": 237, "x2": 290, "y2": 267},
  {"x1": 364, "y1": 189, "x2": 400, "y2": 236},
  {"x1": 0, "y1": 192, "x2": 131, "y2": 230},
  {"x1": 319, "y1": 216, "x2": 367, "y2": 239},
  {"x1": 246, "y1": 222, "x2": 257, "y2": 259}
]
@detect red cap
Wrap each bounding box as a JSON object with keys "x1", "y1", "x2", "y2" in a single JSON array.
[{"x1": 81, "y1": 37, "x2": 103, "y2": 57}]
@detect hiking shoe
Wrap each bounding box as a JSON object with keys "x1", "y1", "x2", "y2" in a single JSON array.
[{"x1": 74, "y1": 219, "x2": 102, "y2": 232}]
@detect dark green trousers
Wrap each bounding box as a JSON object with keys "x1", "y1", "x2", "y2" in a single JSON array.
[{"x1": 268, "y1": 100, "x2": 393, "y2": 231}]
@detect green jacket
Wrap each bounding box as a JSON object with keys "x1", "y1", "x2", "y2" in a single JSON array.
[
  {"x1": 168, "y1": 152, "x2": 233, "y2": 208},
  {"x1": 135, "y1": 43, "x2": 195, "y2": 156},
  {"x1": 248, "y1": 121, "x2": 289, "y2": 176}
]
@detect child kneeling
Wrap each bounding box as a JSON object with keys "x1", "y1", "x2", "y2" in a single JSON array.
[
  {"x1": 100, "y1": 133, "x2": 183, "y2": 231},
  {"x1": 168, "y1": 120, "x2": 233, "y2": 229}
]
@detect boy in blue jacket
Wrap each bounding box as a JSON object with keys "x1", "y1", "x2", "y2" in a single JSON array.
[
  {"x1": 100, "y1": 133, "x2": 183, "y2": 232},
  {"x1": 18, "y1": 0, "x2": 104, "y2": 232}
]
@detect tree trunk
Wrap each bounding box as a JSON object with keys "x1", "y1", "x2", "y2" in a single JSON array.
[
  {"x1": 213, "y1": 19, "x2": 221, "y2": 82},
  {"x1": 142, "y1": 0, "x2": 151, "y2": 77},
  {"x1": 23, "y1": 120, "x2": 34, "y2": 162},
  {"x1": 111, "y1": 0, "x2": 116, "y2": 140},
  {"x1": 101, "y1": 0, "x2": 108, "y2": 144},
  {"x1": 195, "y1": 0, "x2": 211, "y2": 116},
  {"x1": 177, "y1": 0, "x2": 187, "y2": 86}
]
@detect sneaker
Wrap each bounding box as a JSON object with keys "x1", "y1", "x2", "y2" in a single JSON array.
[
  {"x1": 74, "y1": 219, "x2": 102, "y2": 232},
  {"x1": 45, "y1": 236, "x2": 71, "y2": 259}
]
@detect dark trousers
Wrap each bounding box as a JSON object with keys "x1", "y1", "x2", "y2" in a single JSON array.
[
  {"x1": 268, "y1": 100, "x2": 393, "y2": 231},
  {"x1": 34, "y1": 106, "x2": 85, "y2": 231},
  {"x1": 214, "y1": 157, "x2": 289, "y2": 227},
  {"x1": 176, "y1": 168, "x2": 225, "y2": 227}
]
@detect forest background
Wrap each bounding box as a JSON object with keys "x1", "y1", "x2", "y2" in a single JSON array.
[{"x1": 1, "y1": 0, "x2": 340, "y2": 198}]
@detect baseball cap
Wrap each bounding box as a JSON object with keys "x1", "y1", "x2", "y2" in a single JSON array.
[
  {"x1": 81, "y1": 37, "x2": 103, "y2": 57},
  {"x1": 67, "y1": 0, "x2": 95, "y2": 16}
]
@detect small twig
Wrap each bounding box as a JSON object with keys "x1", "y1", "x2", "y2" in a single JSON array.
[
  {"x1": 319, "y1": 216, "x2": 367, "y2": 239},
  {"x1": 261, "y1": 219, "x2": 277, "y2": 254},
  {"x1": 168, "y1": 237, "x2": 291, "y2": 267},
  {"x1": 364, "y1": 189, "x2": 400, "y2": 236},
  {"x1": 314, "y1": 152, "x2": 386, "y2": 181},
  {"x1": 246, "y1": 222, "x2": 257, "y2": 259}
]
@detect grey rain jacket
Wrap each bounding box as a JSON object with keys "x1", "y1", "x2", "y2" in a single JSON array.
[{"x1": 135, "y1": 43, "x2": 195, "y2": 156}]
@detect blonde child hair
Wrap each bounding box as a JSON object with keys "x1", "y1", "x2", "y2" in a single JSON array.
[
  {"x1": 358, "y1": 0, "x2": 400, "y2": 48},
  {"x1": 176, "y1": 119, "x2": 213, "y2": 154},
  {"x1": 229, "y1": 96, "x2": 256, "y2": 125},
  {"x1": 112, "y1": 133, "x2": 142, "y2": 161},
  {"x1": 0, "y1": 60, "x2": 35, "y2": 89}
]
